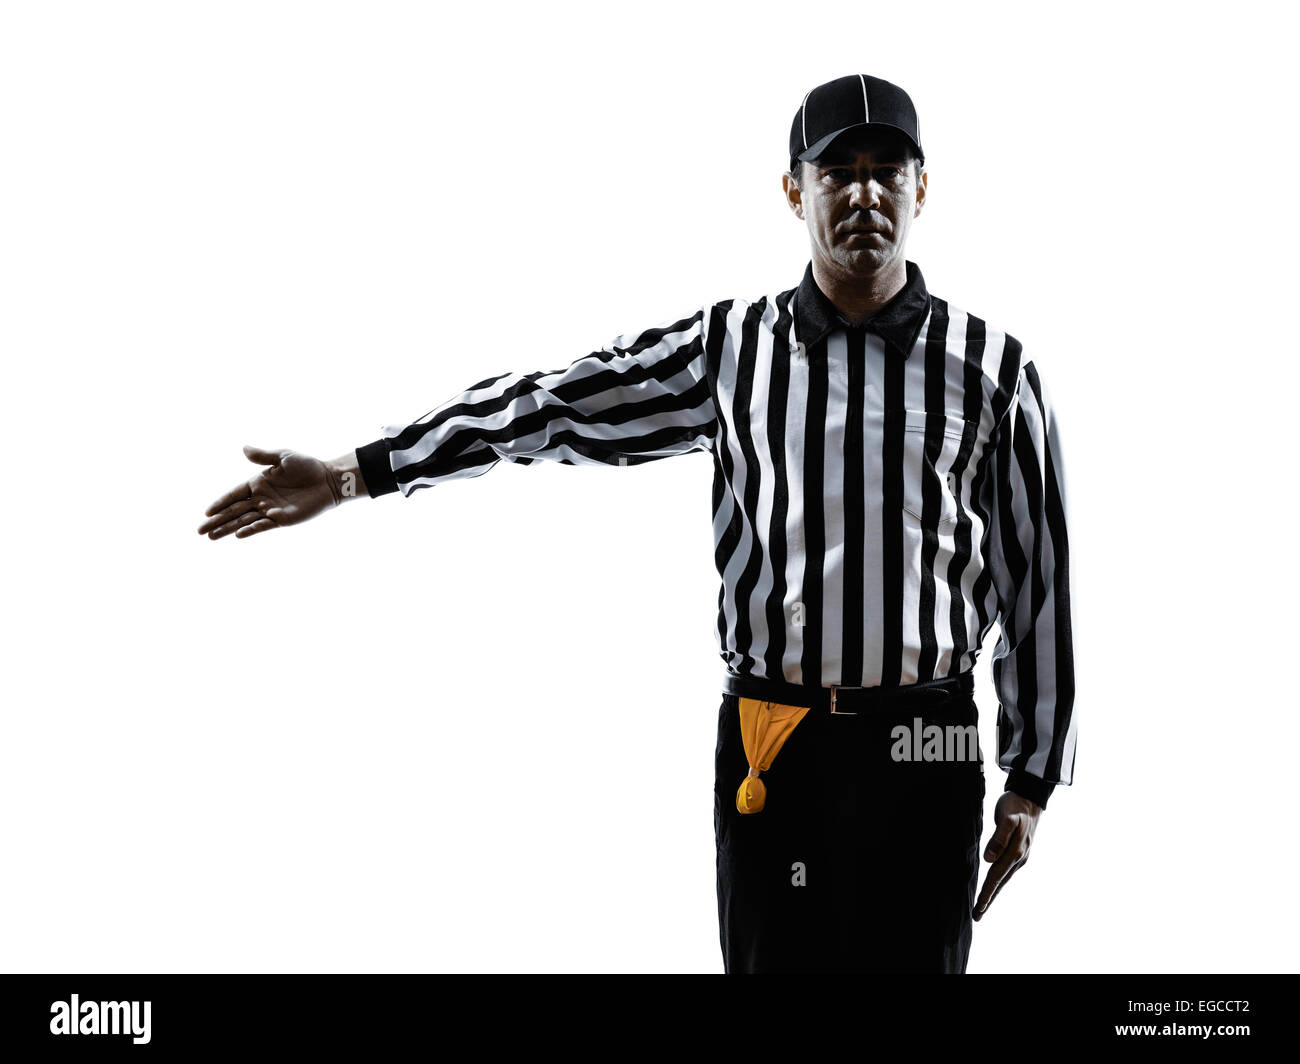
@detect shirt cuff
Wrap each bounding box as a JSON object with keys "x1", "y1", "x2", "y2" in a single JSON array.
[
  {"x1": 1005, "y1": 768, "x2": 1056, "y2": 810},
  {"x1": 356, "y1": 438, "x2": 400, "y2": 498}
]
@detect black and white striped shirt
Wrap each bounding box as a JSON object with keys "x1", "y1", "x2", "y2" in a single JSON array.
[{"x1": 356, "y1": 259, "x2": 1075, "y2": 807}]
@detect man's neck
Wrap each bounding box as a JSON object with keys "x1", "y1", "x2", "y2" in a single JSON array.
[{"x1": 811, "y1": 258, "x2": 907, "y2": 326}]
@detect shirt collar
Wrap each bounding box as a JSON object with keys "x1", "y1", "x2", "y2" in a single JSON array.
[{"x1": 793, "y1": 258, "x2": 931, "y2": 359}]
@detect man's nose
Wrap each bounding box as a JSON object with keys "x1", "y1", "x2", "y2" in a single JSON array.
[{"x1": 848, "y1": 180, "x2": 883, "y2": 210}]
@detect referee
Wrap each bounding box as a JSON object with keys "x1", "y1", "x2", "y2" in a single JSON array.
[{"x1": 197, "y1": 73, "x2": 1075, "y2": 974}]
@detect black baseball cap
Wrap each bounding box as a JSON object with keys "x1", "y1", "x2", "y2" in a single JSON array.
[{"x1": 789, "y1": 74, "x2": 924, "y2": 166}]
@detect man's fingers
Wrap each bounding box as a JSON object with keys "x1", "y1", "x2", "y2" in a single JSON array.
[
  {"x1": 202, "y1": 480, "x2": 253, "y2": 519},
  {"x1": 198, "y1": 498, "x2": 259, "y2": 534},
  {"x1": 974, "y1": 852, "x2": 1011, "y2": 919},
  {"x1": 243, "y1": 445, "x2": 288, "y2": 466},
  {"x1": 205, "y1": 510, "x2": 266, "y2": 540},
  {"x1": 974, "y1": 855, "x2": 1012, "y2": 918},
  {"x1": 234, "y1": 518, "x2": 277, "y2": 539},
  {"x1": 199, "y1": 446, "x2": 285, "y2": 526},
  {"x1": 974, "y1": 853, "x2": 1028, "y2": 920}
]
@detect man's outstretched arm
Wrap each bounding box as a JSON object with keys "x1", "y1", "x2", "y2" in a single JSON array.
[{"x1": 198, "y1": 304, "x2": 716, "y2": 537}]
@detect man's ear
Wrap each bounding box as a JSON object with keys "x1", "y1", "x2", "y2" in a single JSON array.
[
  {"x1": 913, "y1": 169, "x2": 927, "y2": 217},
  {"x1": 783, "y1": 172, "x2": 804, "y2": 220}
]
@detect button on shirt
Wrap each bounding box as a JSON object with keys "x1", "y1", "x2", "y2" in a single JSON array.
[{"x1": 356, "y1": 259, "x2": 1075, "y2": 807}]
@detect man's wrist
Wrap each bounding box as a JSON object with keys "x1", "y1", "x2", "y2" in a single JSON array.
[{"x1": 325, "y1": 450, "x2": 370, "y2": 504}]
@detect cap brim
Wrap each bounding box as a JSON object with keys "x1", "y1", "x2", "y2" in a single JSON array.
[{"x1": 798, "y1": 122, "x2": 923, "y2": 165}]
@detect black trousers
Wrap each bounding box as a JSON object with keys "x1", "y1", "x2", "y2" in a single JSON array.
[{"x1": 713, "y1": 679, "x2": 985, "y2": 973}]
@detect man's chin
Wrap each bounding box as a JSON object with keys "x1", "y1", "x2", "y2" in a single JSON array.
[{"x1": 835, "y1": 246, "x2": 891, "y2": 274}]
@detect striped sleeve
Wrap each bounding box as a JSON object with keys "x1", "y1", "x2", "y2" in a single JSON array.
[
  {"x1": 985, "y1": 357, "x2": 1076, "y2": 809},
  {"x1": 355, "y1": 307, "x2": 717, "y2": 497}
]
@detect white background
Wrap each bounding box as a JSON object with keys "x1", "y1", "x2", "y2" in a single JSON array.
[{"x1": 3, "y1": 0, "x2": 1296, "y2": 974}]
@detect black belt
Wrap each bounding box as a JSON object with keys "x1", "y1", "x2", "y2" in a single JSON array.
[{"x1": 721, "y1": 669, "x2": 974, "y2": 715}]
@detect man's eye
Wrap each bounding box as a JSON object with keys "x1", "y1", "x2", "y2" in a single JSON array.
[{"x1": 880, "y1": 167, "x2": 901, "y2": 179}]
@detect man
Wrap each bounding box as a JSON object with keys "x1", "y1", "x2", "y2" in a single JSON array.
[{"x1": 197, "y1": 73, "x2": 1075, "y2": 974}]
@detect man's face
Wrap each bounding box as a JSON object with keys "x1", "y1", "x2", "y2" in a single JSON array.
[{"x1": 784, "y1": 129, "x2": 926, "y2": 279}]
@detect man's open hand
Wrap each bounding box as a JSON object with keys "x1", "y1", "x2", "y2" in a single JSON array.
[
  {"x1": 197, "y1": 446, "x2": 365, "y2": 540},
  {"x1": 973, "y1": 790, "x2": 1042, "y2": 921}
]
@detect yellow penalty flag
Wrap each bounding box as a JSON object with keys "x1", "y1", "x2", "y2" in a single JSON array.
[{"x1": 735, "y1": 697, "x2": 811, "y2": 814}]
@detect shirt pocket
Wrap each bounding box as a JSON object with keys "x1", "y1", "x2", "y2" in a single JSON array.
[{"x1": 898, "y1": 408, "x2": 976, "y2": 532}]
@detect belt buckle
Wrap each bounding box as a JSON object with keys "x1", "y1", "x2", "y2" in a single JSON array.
[{"x1": 828, "y1": 683, "x2": 865, "y2": 716}]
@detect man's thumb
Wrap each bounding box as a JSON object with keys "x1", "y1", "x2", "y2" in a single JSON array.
[
  {"x1": 983, "y1": 820, "x2": 1012, "y2": 863},
  {"x1": 243, "y1": 445, "x2": 288, "y2": 466}
]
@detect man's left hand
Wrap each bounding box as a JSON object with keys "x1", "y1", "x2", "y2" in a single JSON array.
[{"x1": 973, "y1": 791, "x2": 1042, "y2": 921}]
